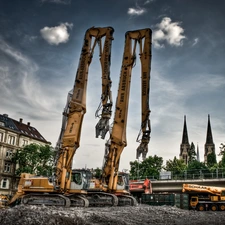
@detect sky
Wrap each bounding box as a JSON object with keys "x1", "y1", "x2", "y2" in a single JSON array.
[{"x1": 0, "y1": 0, "x2": 225, "y2": 171}]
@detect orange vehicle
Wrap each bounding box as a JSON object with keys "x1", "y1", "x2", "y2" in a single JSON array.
[
  {"x1": 182, "y1": 183, "x2": 225, "y2": 211},
  {"x1": 129, "y1": 179, "x2": 152, "y2": 201},
  {"x1": 9, "y1": 26, "x2": 114, "y2": 207},
  {"x1": 88, "y1": 28, "x2": 152, "y2": 206},
  {"x1": 0, "y1": 194, "x2": 9, "y2": 207}
]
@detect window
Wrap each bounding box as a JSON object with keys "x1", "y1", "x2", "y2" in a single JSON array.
[
  {"x1": 8, "y1": 135, "x2": 15, "y2": 145},
  {"x1": 4, "y1": 162, "x2": 11, "y2": 173},
  {"x1": 1, "y1": 178, "x2": 9, "y2": 189},
  {"x1": 0, "y1": 121, "x2": 5, "y2": 127},
  {"x1": 6, "y1": 149, "x2": 13, "y2": 159},
  {"x1": 0, "y1": 132, "x2": 3, "y2": 142},
  {"x1": 72, "y1": 172, "x2": 82, "y2": 185},
  {"x1": 22, "y1": 139, "x2": 28, "y2": 146}
]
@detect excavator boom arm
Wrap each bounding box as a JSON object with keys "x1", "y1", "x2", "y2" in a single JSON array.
[
  {"x1": 101, "y1": 28, "x2": 152, "y2": 191},
  {"x1": 55, "y1": 27, "x2": 114, "y2": 190}
]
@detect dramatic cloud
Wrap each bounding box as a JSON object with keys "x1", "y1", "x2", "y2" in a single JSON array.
[
  {"x1": 40, "y1": 0, "x2": 71, "y2": 4},
  {"x1": 128, "y1": 6, "x2": 146, "y2": 16},
  {"x1": 152, "y1": 17, "x2": 186, "y2": 48},
  {"x1": 144, "y1": 0, "x2": 155, "y2": 4},
  {"x1": 0, "y1": 38, "x2": 60, "y2": 120},
  {"x1": 40, "y1": 23, "x2": 73, "y2": 45},
  {"x1": 192, "y1": 38, "x2": 199, "y2": 46}
]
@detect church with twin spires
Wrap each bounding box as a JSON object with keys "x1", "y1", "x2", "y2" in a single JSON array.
[{"x1": 179, "y1": 115, "x2": 215, "y2": 164}]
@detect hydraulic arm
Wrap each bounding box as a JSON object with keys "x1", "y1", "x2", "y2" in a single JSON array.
[
  {"x1": 101, "y1": 28, "x2": 152, "y2": 192},
  {"x1": 54, "y1": 26, "x2": 114, "y2": 191}
]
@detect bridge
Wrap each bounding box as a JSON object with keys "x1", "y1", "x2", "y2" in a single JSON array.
[{"x1": 151, "y1": 178, "x2": 225, "y2": 193}]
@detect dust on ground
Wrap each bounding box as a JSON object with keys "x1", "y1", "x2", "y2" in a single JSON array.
[{"x1": 0, "y1": 204, "x2": 224, "y2": 225}]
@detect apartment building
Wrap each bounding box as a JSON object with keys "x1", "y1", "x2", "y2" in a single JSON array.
[{"x1": 0, "y1": 113, "x2": 49, "y2": 196}]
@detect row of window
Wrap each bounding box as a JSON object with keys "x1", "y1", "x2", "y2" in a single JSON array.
[
  {"x1": 0, "y1": 132, "x2": 16, "y2": 145},
  {"x1": 0, "y1": 132, "x2": 29, "y2": 146}
]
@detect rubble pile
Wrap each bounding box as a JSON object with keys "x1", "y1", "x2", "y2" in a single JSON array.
[{"x1": 0, "y1": 204, "x2": 224, "y2": 225}]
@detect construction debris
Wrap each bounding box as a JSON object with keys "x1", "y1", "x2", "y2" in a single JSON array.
[{"x1": 0, "y1": 204, "x2": 224, "y2": 225}]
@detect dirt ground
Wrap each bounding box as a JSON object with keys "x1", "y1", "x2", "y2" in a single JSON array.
[{"x1": 0, "y1": 204, "x2": 224, "y2": 225}]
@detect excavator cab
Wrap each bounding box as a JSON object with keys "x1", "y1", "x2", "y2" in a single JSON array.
[
  {"x1": 117, "y1": 173, "x2": 129, "y2": 192},
  {"x1": 71, "y1": 169, "x2": 91, "y2": 190}
]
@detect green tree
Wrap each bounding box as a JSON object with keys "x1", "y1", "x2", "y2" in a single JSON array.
[
  {"x1": 207, "y1": 152, "x2": 217, "y2": 168},
  {"x1": 164, "y1": 157, "x2": 186, "y2": 177},
  {"x1": 129, "y1": 155, "x2": 163, "y2": 179},
  {"x1": 218, "y1": 142, "x2": 225, "y2": 168},
  {"x1": 129, "y1": 160, "x2": 140, "y2": 180},
  {"x1": 188, "y1": 142, "x2": 196, "y2": 163},
  {"x1": 93, "y1": 167, "x2": 102, "y2": 178},
  {"x1": 12, "y1": 143, "x2": 55, "y2": 176},
  {"x1": 186, "y1": 160, "x2": 210, "y2": 179}
]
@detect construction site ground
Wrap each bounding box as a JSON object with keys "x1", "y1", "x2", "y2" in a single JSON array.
[{"x1": 0, "y1": 204, "x2": 224, "y2": 225}]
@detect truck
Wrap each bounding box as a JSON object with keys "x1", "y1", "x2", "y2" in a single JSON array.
[
  {"x1": 129, "y1": 178, "x2": 152, "y2": 202},
  {"x1": 182, "y1": 183, "x2": 225, "y2": 211}
]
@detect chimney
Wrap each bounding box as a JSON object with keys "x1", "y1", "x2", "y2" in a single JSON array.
[
  {"x1": 19, "y1": 118, "x2": 23, "y2": 123},
  {"x1": 27, "y1": 122, "x2": 30, "y2": 126},
  {"x1": 3, "y1": 114, "x2": 8, "y2": 117}
]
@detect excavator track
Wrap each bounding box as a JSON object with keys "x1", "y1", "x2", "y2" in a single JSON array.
[
  {"x1": 87, "y1": 192, "x2": 118, "y2": 207},
  {"x1": 68, "y1": 195, "x2": 89, "y2": 207},
  {"x1": 21, "y1": 193, "x2": 71, "y2": 207},
  {"x1": 117, "y1": 195, "x2": 138, "y2": 206}
]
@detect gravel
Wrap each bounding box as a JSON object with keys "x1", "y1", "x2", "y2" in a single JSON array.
[{"x1": 0, "y1": 204, "x2": 224, "y2": 225}]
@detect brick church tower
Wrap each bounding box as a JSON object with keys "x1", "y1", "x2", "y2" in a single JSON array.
[{"x1": 179, "y1": 115, "x2": 190, "y2": 164}]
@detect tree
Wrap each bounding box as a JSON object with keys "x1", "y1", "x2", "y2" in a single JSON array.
[
  {"x1": 93, "y1": 167, "x2": 102, "y2": 178},
  {"x1": 129, "y1": 155, "x2": 163, "y2": 179},
  {"x1": 186, "y1": 160, "x2": 210, "y2": 179},
  {"x1": 218, "y1": 142, "x2": 225, "y2": 168},
  {"x1": 12, "y1": 143, "x2": 55, "y2": 176},
  {"x1": 207, "y1": 152, "x2": 217, "y2": 168},
  {"x1": 164, "y1": 157, "x2": 186, "y2": 176},
  {"x1": 188, "y1": 142, "x2": 196, "y2": 163},
  {"x1": 129, "y1": 160, "x2": 140, "y2": 180}
]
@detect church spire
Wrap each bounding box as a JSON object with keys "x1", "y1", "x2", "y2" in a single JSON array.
[
  {"x1": 180, "y1": 115, "x2": 190, "y2": 165},
  {"x1": 182, "y1": 115, "x2": 189, "y2": 144},
  {"x1": 206, "y1": 114, "x2": 214, "y2": 144},
  {"x1": 204, "y1": 114, "x2": 215, "y2": 164},
  {"x1": 196, "y1": 143, "x2": 200, "y2": 162}
]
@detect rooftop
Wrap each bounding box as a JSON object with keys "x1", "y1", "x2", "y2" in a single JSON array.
[{"x1": 0, "y1": 114, "x2": 48, "y2": 144}]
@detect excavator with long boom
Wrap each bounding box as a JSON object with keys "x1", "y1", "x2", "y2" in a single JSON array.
[
  {"x1": 9, "y1": 26, "x2": 114, "y2": 207},
  {"x1": 88, "y1": 28, "x2": 152, "y2": 206}
]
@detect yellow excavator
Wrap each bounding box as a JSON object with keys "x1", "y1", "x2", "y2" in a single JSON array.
[
  {"x1": 9, "y1": 27, "x2": 152, "y2": 208},
  {"x1": 87, "y1": 28, "x2": 152, "y2": 206},
  {"x1": 9, "y1": 26, "x2": 114, "y2": 207}
]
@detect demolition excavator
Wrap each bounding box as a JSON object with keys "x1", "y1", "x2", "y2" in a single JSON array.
[
  {"x1": 88, "y1": 28, "x2": 152, "y2": 206},
  {"x1": 9, "y1": 26, "x2": 114, "y2": 207},
  {"x1": 9, "y1": 27, "x2": 152, "y2": 208}
]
